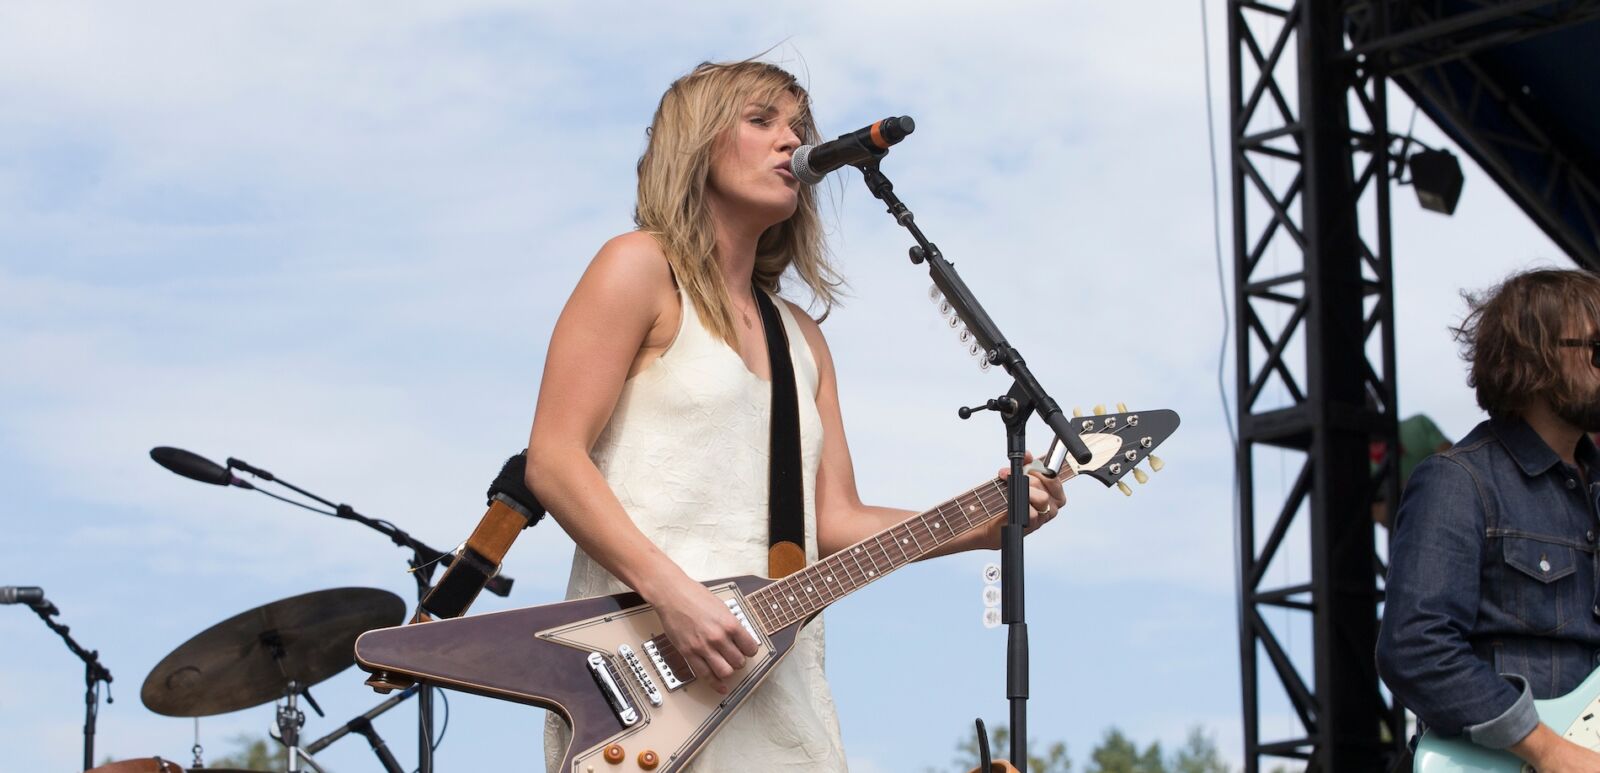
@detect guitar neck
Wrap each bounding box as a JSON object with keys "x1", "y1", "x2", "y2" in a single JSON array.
[{"x1": 745, "y1": 471, "x2": 1074, "y2": 634}]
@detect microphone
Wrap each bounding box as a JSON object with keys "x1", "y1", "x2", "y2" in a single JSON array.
[
  {"x1": 790, "y1": 116, "x2": 915, "y2": 185},
  {"x1": 150, "y1": 447, "x2": 255, "y2": 489},
  {"x1": 0, "y1": 586, "x2": 45, "y2": 605}
]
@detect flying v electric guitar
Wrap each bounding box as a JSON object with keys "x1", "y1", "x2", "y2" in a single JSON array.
[{"x1": 355, "y1": 407, "x2": 1179, "y2": 773}]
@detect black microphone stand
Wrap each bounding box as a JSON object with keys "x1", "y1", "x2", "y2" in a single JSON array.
[
  {"x1": 25, "y1": 598, "x2": 113, "y2": 771},
  {"x1": 225, "y1": 458, "x2": 511, "y2": 773},
  {"x1": 305, "y1": 684, "x2": 418, "y2": 773},
  {"x1": 853, "y1": 156, "x2": 1091, "y2": 770}
]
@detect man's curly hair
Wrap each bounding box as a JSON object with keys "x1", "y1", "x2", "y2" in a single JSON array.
[{"x1": 1453, "y1": 268, "x2": 1600, "y2": 418}]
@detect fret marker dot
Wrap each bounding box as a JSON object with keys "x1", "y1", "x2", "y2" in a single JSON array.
[
  {"x1": 968, "y1": 505, "x2": 977, "y2": 513},
  {"x1": 825, "y1": 576, "x2": 833, "y2": 583},
  {"x1": 868, "y1": 570, "x2": 876, "y2": 576},
  {"x1": 901, "y1": 538, "x2": 909, "y2": 545},
  {"x1": 854, "y1": 548, "x2": 862, "y2": 554},
  {"x1": 788, "y1": 595, "x2": 795, "y2": 602},
  {"x1": 771, "y1": 604, "x2": 779, "y2": 610},
  {"x1": 805, "y1": 586, "x2": 813, "y2": 592},
  {"x1": 935, "y1": 522, "x2": 943, "y2": 528}
]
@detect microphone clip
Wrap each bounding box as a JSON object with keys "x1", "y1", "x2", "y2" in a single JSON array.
[{"x1": 227, "y1": 457, "x2": 276, "y2": 482}]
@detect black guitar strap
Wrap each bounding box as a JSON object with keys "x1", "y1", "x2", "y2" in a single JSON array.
[{"x1": 752, "y1": 288, "x2": 806, "y2": 579}]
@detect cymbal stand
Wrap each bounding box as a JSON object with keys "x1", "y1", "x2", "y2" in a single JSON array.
[
  {"x1": 273, "y1": 688, "x2": 330, "y2": 773},
  {"x1": 221, "y1": 456, "x2": 518, "y2": 773},
  {"x1": 23, "y1": 596, "x2": 113, "y2": 772}
]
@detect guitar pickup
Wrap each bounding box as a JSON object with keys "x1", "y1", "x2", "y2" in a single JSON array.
[
  {"x1": 617, "y1": 644, "x2": 662, "y2": 706},
  {"x1": 586, "y1": 651, "x2": 639, "y2": 727},
  {"x1": 725, "y1": 598, "x2": 759, "y2": 644},
  {"x1": 643, "y1": 637, "x2": 688, "y2": 691}
]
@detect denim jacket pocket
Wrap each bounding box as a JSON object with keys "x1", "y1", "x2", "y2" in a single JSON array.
[{"x1": 1500, "y1": 536, "x2": 1578, "y2": 634}]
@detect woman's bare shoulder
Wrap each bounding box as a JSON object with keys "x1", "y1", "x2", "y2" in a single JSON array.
[
  {"x1": 780, "y1": 298, "x2": 835, "y2": 372},
  {"x1": 565, "y1": 232, "x2": 679, "y2": 359},
  {"x1": 581, "y1": 231, "x2": 673, "y2": 295}
]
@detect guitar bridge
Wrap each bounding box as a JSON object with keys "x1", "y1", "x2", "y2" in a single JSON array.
[{"x1": 586, "y1": 651, "x2": 639, "y2": 727}]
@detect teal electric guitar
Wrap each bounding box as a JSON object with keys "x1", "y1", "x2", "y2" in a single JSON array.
[{"x1": 1415, "y1": 667, "x2": 1600, "y2": 772}]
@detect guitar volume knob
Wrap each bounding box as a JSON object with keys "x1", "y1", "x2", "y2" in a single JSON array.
[
  {"x1": 638, "y1": 750, "x2": 660, "y2": 770},
  {"x1": 603, "y1": 744, "x2": 625, "y2": 764}
]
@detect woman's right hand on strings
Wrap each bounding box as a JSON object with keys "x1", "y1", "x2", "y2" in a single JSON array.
[{"x1": 645, "y1": 571, "x2": 760, "y2": 695}]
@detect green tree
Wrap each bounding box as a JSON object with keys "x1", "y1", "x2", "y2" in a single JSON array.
[
  {"x1": 208, "y1": 733, "x2": 288, "y2": 771},
  {"x1": 937, "y1": 722, "x2": 1071, "y2": 773},
  {"x1": 1085, "y1": 727, "x2": 1166, "y2": 773},
  {"x1": 1171, "y1": 726, "x2": 1229, "y2": 773}
]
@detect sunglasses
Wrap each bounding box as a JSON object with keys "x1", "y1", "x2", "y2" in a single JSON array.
[{"x1": 1558, "y1": 338, "x2": 1600, "y2": 367}]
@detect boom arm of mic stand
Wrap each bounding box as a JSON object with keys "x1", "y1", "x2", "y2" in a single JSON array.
[
  {"x1": 331, "y1": 505, "x2": 514, "y2": 597},
  {"x1": 306, "y1": 685, "x2": 418, "y2": 755},
  {"x1": 225, "y1": 458, "x2": 514, "y2": 596},
  {"x1": 854, "y1": 160, "x2": 1093, "y2": 465},
  {"x1": 28, "y1": 601, "x2": 114, "y2": 771}
]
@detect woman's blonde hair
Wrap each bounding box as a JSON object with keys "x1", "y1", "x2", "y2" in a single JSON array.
[{"x1": 635, "y1": 59, "x2": 842, "y2": 346}]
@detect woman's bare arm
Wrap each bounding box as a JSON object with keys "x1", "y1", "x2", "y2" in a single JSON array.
[
  {"x1": 784, "y1": 302, "x2": 1065, "y2": 560},
  {"x1": 526, "y1": 233, "x2": 757, "y2": 690}
]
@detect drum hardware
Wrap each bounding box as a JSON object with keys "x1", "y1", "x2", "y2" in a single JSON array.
[
  {"x1": 150, "y1": 447, "x2": 520, "y2": 773},
  {"x1": 140, "y1": 587, "x2": 404, "y2": 718},
  {"x1": 140, "y1": 588, "x2": 404, "y2": 772},
  {"x1": 267, "y1": 679, "x2": 325, "y2": 773},
  {"x1": 192, "y1": 717, "x2": 203, "y2": 770}
]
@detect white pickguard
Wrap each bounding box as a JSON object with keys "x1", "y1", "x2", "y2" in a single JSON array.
[{"x1": 538, "y1": 582, "x2": 781, "y2": 773}]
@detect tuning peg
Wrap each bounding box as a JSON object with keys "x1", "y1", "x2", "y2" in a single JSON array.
[
  {"x1": 1072, "y1": 407, "x2": 1083, "y2": 418},
  {"x1": 1116, "y1": 481, "x2": 1132, "y2": 496},
  {"x1": 1117, "y1": 402, "x2": 1128, "y2": 413},
  {"x1": 1094, "y1": 404, "x2": 1106, "y2": 416},
  {"x1": 1133, "y1": 468, "x2": 1149, "y2": 484},
  {"x1": 1148, "y1": 455, "x2": 1165, "y2": 472}
]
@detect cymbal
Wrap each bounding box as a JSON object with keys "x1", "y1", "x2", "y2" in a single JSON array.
[{"x1": 142, "y1": 587, "x2": 406, "y2": 717}]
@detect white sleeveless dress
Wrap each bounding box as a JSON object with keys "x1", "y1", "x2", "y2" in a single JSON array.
[{"x1": 543, "y1": 287, "x2": 848, "y2": 772}]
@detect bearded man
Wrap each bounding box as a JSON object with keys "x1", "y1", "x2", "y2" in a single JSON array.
[{"x1": 1378, "y1": 268, "x2": 1600, "y2": 772}]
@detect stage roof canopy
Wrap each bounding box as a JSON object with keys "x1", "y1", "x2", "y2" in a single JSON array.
[{"x1": 1352, "y1": 1, "x2": 1600, "y2": 270}]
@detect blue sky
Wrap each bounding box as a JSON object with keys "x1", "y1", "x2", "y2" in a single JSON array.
[{"x1": 0, "y1": 2, "x2": 1573, "y2": 771}]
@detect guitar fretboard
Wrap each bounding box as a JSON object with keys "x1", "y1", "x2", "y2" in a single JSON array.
[{"x1": 744, "y1": 474, "x2": 1062, "y2": 634}]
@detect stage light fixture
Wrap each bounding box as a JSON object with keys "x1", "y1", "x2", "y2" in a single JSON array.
[{"x1": 1408, "y1": 147, "x2": 1464, "y2": 215}]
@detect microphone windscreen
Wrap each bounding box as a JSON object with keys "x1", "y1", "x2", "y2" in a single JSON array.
[
  {"x1": 150, "y1": 446, "x2": 231, "y2": 486},
  {"x1": 487, "y1": 450, "x2": 547, "y2": 528}
]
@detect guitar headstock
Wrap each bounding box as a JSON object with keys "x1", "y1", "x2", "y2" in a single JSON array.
[{"x1": 1045, "y1": 403, "x2": 1180, "y2": 495}]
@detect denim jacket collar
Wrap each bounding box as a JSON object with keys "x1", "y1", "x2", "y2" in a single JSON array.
[{"x1": 1489, "y1": 414, "x2": 1600, "y2": 476}]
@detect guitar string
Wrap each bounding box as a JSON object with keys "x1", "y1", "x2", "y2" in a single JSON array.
[{"x1": 645, "y1": 419, "x2": 1158, "y2": 691}]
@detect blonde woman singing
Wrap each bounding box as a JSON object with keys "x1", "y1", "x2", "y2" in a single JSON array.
[{"x1": 527, "y1": 59, "x2": 1066, "y2": 771}]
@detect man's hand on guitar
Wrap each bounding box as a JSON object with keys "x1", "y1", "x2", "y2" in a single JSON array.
[
  {"x1": 1511, "y1": 723, "x2": 1600, "y2": 772},
  {"x1": 645, "y1": 571, "x2": 760, "y2": 695}
]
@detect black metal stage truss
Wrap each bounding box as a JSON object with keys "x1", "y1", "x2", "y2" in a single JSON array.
[{"x1": 1230, "y1": 2, "x2": 1600, "y2": 771}]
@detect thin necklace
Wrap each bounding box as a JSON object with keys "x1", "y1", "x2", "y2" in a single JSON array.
[{"x1": 739, "y1": 286, "x2": 757, "y2": 329}]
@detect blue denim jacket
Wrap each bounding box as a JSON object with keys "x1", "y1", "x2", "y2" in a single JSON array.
[{"x1": 1377, "y1": 417, "x2": 1600, "y2": 748}]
